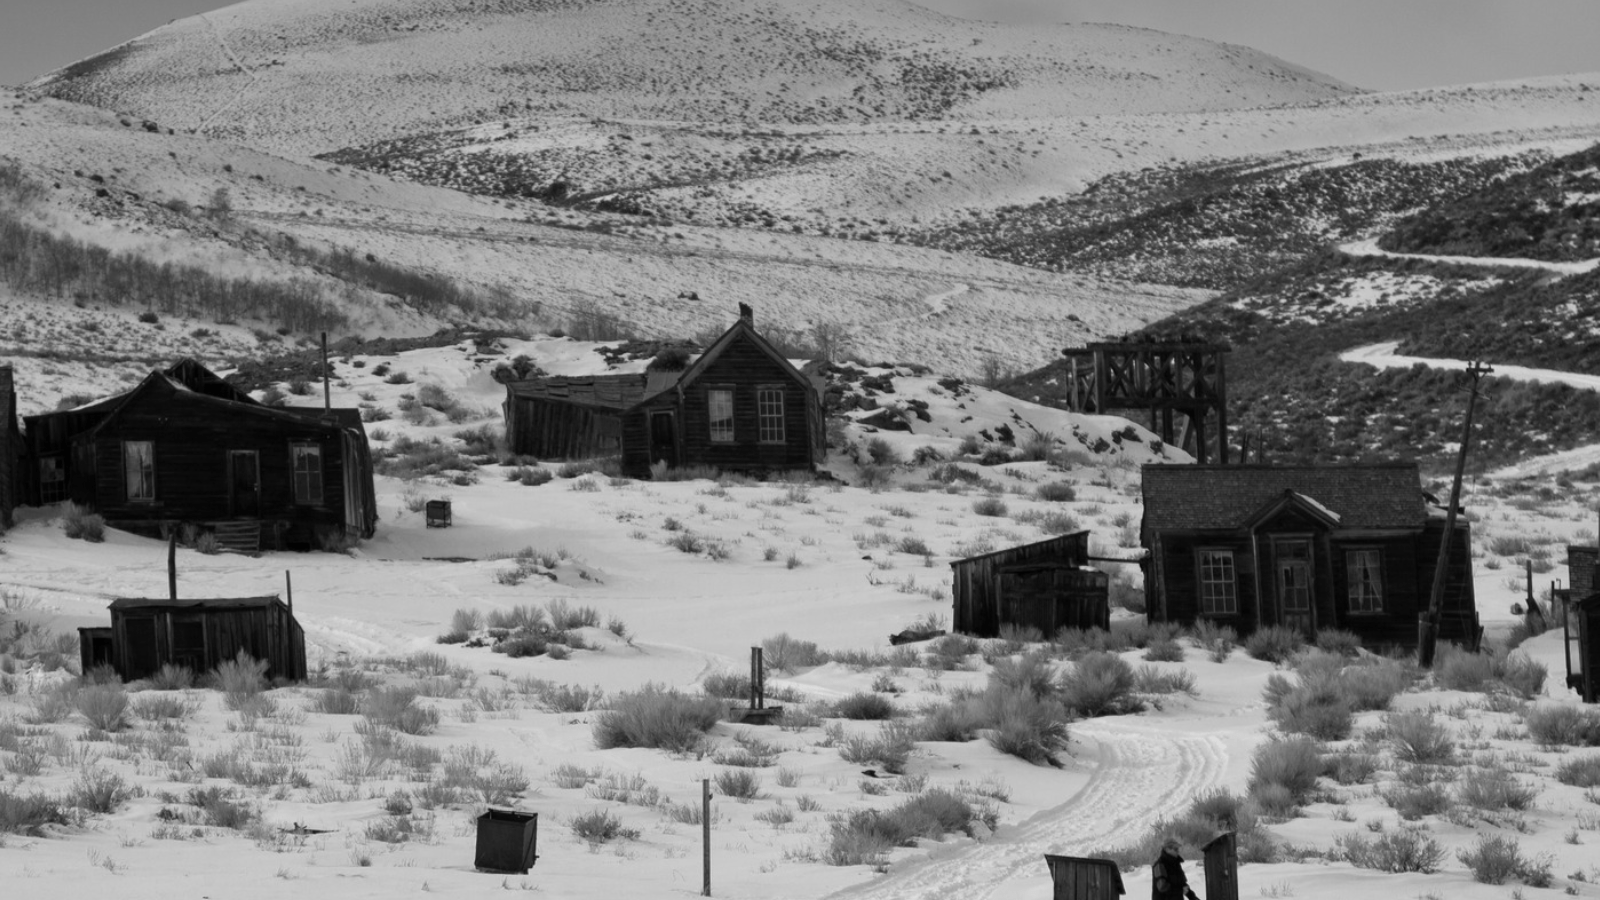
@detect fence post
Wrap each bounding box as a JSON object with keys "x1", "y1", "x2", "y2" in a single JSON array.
[{"x1": 702, "y1": 777, "x2": 711, "y2": 896}]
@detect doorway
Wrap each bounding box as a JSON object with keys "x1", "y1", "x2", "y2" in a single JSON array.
[
  {"x1": 648, "y1": 412, "x2": 678, "y2": 469},
  {"x1": 229, "y1": 451, "x2": 260, "y2": 517},
  {"x1": 1276, "y1": 539, "x2": 1313, "y2": 633}
]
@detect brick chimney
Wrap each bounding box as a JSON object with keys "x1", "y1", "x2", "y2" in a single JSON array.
[
  {"x1": 738, "y1": 302, "x2": 753, "y2": 326},
  {"x1": 1570, "y1": 545, "x2": 1598, "y2": 598},
  {"x1": 0, "y1": 365, "x2": 15, "y2": 528}
]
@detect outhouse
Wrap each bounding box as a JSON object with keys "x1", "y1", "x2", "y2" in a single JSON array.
[{"x1": 1043, "y1": 854, "x2": 1125, "y2": 899}]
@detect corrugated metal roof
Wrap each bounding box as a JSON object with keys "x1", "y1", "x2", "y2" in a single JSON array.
[{"x1": 1141, "y1": 463, "x2": 1425, "y2": 531}]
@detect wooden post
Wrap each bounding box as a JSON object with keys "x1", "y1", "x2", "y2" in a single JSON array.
[
  {"x1": 702, "y1": 778, "x2": 711, "y2": 897},
  {"x1": 750, "y1": 647, "x2": 764, "y2": 711},
  {"x1": 167, "y1": 532, "x2": 178, "y2": 601},
  {"x1": 1420, "y1": 361, "x2": 1492, "y2": 667},
  {"x1": 321, "y1": 332, "x2": 331, "y2": 411},
  {"x1": 285, "y1": 570, "x2": 293, "y2": 617}
]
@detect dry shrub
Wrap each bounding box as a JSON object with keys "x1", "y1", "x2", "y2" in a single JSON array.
[
  {"x1": 1337, "y1": 826, "x2": 1445, "y2": 873},
  {"x1": 592, "y1": 685, "x2": 722, "y2": 752},
  {"x1": 1058, "y1": 652, "x2": 1142, "y2": 717}
]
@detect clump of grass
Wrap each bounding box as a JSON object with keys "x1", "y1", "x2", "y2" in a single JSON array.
[
  {"x1": 832, "y1": 692, "x2": 895, "y2": 720},
  {"x1": 1384, "y1": 710, "x2": 1455, "y2": 763},
  {"x1": 836, "y1": 721, "x2": 920, "y2": 774},
  {"x1": 971, "y1": 497, "x2": 1008, "y2": 517},
  {"x1": 214, "y1": 650, "x2": 268, "y2": 710},
  {"x1": 592, "y1": 685, "x2": 723, "y2": 752},
  {"x1": 714, "y1": 769, "x2": 763, "y2": 800},
  {"x1": 1337, "y1": 826, "x2": 1445, "y2": 873},
  {"x1": 62, "y1": 502, "x2": 105, "y2": 542},
  {"x1": 570, "y1": 808, "x2": 639, "y2": 843},
  {"x1": 146, "y1": 664, "x2": 194, "y2": 691},
  {"x1": 362, "y1": 687, "x2": 440, "y2": 736},
  {"x1": 1525, "y1": 705, "x2": 1600, "y2": 747},
  {"x1": 823, "y1": 789, "x2": 989, "y2": 866},
  {"x1": 1555, "y1": 754, "x2": 1600, "y2": 787},
  {"x1": 1247, "y1": 736, "x2": 1323, "y2": 810},
  {"x1": 1244, "y1": 626, "x2": 1303, "y2": 664},
  {"x1": 75, "y1": 684, "x2": 130, "y2": 732},
  {"x1": 1058, "y1": 652, "x2": 1142, "y2": 717}
]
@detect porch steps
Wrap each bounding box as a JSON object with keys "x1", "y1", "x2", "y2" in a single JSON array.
[{"x1": 211, "y1": 521, "x2": 260, "y2": 554}]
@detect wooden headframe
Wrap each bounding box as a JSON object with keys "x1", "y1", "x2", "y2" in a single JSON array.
[{"x1": 1060, "y1": 341, "x2": 1230, "y2": 463}]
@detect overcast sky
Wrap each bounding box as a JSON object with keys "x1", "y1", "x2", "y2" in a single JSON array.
[{"x1": 1, "y1": 0, "x2": 1595, "y2": 91}]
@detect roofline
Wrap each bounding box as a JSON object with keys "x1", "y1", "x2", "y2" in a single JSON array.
[
  {"x1": 672, "y1": 318, "x2": 815, "y2": 398},
  {"x1": 82, "y1": 375, "x2": 358, "y2": 441},
  {"x1": 948, "y1": 530, "x2": 1090, "y2": 566},
  {"x1": 1143, "y1": 461, "x2": 1421, "y2": 472}
]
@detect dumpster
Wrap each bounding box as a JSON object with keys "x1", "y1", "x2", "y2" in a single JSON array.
[{"x1": 476, "y1": 808, "x2": 538, "y2": 873}]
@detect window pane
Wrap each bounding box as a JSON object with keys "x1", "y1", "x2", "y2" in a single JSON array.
[
  {"x1": 292, "y1": 444, "x2": 323, "y2": 505},
  {"x1": 124, "y1": 441, "x2": 154, "y2": 500},
  {"x1": 1199, "y1": 550, "x2": 1237, "y2": 615},
  {"x1": 1347, "y1": 550, "x2": 1383, "y2": 613},
  {"x1": 758, "y1": 388, "x2": 784, "y2": 443},
  {"x1": 708, "y1": 390, "x2": 734, "y2": 442}
]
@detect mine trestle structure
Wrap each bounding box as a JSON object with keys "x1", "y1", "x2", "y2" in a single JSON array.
[{"x1": 1061, "y1": 341, "x2": 1230, "y2": 463}]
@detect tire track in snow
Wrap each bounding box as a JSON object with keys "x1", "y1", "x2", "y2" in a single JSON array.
[
  {"x1": 1339, "y1": 238, "x2": 1600, "y2": 276},
  {"x1": 827, "y1": 729, "x2": 1227, "y2": 900}
]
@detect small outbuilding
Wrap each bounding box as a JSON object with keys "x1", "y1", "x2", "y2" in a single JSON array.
[
  {"x1": 81, "y1": 595, "x2": 306, "y2": 682},
  {"x1": 1141, "y1": 463, "x2": 1478, "y2": 647},
  {"x1": 503, "y1": 308, "x2": 825, "y2": 478},
  {"x1": 1042, "y1": 854, "x2": 1125, "y2": 899},
  {"x1": 950, "y1": 532, "x2": 1109, "y2": 638}
]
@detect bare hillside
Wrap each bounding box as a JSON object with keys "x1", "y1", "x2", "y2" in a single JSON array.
[{"x1": 24, "y1": 0, "x2": 1355, "y2": 157}]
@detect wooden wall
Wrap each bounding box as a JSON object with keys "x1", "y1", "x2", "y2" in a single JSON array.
[
  {"x1": 0, "y1": 365, "x2": 14, "y2": 527},
  {"x1": 627, "y1": 333, "x2": 819, "y2": 477},
  {"x1": 82, "y1": 389, "x2": 347, "y2": 545},
  {"x1": 507, "y1": 397, "x2": 623, "y2": 460},
  {"x1": 951, "y1": 533, "x2": 1091, "y2": 636},
  {"x1": 109, "y1": 601, "x2": 305, "y2": 681},
  {"x1": 1043, "y1": 854, "x2": 1124, "y2": 900}
]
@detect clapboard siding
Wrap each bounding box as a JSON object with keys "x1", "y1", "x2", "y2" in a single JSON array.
[
  {"x1": 105, "y1": 597, "x2": 305, "y2": 681},
  {"x1": 951, "y1": 532, "x2": 1094, "y2": 636},
  {"x1": 0, "y1": 365, "x2": 16, "y2": 526}
]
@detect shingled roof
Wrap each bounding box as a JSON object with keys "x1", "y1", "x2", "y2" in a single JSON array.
[{"x1": 1141, "y1": 463, "x2": 1426, "y2": 532}]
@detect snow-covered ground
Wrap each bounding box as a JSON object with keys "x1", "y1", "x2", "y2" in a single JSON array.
[
  {"x1": 1340, "y1": 237, "x2": 1600, "y2": 276},
  {"x1": 2, "y1": 336, "x2": 1598, "y2": 900}
]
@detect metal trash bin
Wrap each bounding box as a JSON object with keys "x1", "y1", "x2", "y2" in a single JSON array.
[
  {"x1": 425, "y1": 499, "x2": 452, "y2": 528},
  {"x1": 475, "y1": 808, "x2": 538, "y2": 873}
]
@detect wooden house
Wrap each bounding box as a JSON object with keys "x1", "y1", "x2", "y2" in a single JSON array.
[
  {"x1": 19, "y1": 359, "x2": 376, "y2": 550},
  {"x1": 950, "y1": 532, "x2": 1109, "y2": 638},
  {"x1": 1140, "y1": 463, "x2": 1478, "y2": 647},
  {"x1": 503, "y1": 308, "x2": 825, "y2": 478},
  {"x1": 0, "y1": 364, "x2": 17, "y2": 528},
  {"x1": 79, "y1": 595, "x2": 305, "y2": 681}
]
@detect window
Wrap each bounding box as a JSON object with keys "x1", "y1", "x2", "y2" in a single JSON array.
[
  {"x1": 39, "y1": 456, "x2": 67, "y2": 504},
  {"x1": 123, "y1": 441, "x2": 155, "y2": 501},
  {"x1": 1198, "y1": 549, "x2": 1238, "y2": 615},
  {"x1": 291, "y1": 443, "x2": 323, "y2": 505},
  {"x1": 1346, "y1": 549, "x2": 1384, "y2": 613},
  {"x1": 708, "y1": 389, "x2": 734, "y2": 442},
  {"x1": 757, "y1": 387, "x2": 785, "y2": 443}
]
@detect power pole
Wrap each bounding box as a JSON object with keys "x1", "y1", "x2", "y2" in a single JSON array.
[{"x1": 1419, "y1": 360, "x2": 1492, "y2": 667}]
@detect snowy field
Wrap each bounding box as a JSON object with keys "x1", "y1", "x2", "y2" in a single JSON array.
[{"x1": 3, "y1": 336, "x2": 1600, "y2": 900}]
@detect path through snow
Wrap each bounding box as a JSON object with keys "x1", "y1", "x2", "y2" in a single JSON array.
[
  {"x1": 827, "y1": 727, "x2": 1227, "y2": 900},
  {"x1": 1338, "y1": 238, "x2": 1600, "y2": 276},
  {"x1": 1341, "y1": 340, "x2": 1600, "y2": 477}
]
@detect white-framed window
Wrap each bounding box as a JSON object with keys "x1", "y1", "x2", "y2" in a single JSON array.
[
  {"x1": 1346, "y1": 549, "x2": 1384, "y2": 613},
  {"x1": 291, "y1": 443, "x2": 323, "y2": 505},
  {"x1": 123, "y1": 441, "x2": 155, "y2": 502},
  {"x1": 708, "y1": 389, "x2": 734, "y2": 443},
  {"x1": 757, "y1": 387, "x2": 785, "y2": 443},
  {"x1": 1198, "y1": 549, "x2": 1238, "y2": 615}
]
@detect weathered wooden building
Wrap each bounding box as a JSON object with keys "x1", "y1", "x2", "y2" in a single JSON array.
[
  {"x1": 19, "y1": 359, "x2": 376, "y2": 549},
  {"x1": 1563, "y1": 546, "x2": 1599, "y2": 702},
  {"x1": 79, "y1": 595, "x2": 305, "y2": 681},
  {"x1": 1141, "y1": 463, "x2": 1478, "y2": 647},
  {"x1": 503, "y1": 310, "x2": 825, "y2": 478},
  {"x1": 0, "y1": 364, "x2": 17, "y2": 528},
  {"x1": 950, "y1": 532, "x2": 1109, "y2": 638},
  {"x1": 1042, "y1": 854, "x2": 1125, "y2": 899}
]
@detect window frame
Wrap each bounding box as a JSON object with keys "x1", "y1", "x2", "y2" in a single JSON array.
[
  {"x1": 1345, "y1": 547, "x2": 1385, "y2": 614},
  {"x1": 706, "y1": 386, "x2": 735, "y2": 443},
  {"x1": 1196, "y1": 548, "x2": 1239, "y2": 616},
  {"x1": 123, "y1": 440, "x2": 155, "y2": 503},
  {"x1": 291, "y1": 442, "x2": 324, "y2": 506},
  {"x1": 756, "y1": 385, "x2": 785, "y2": 444}
]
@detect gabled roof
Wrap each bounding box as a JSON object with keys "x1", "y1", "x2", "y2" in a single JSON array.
[
  {"x1": 1142, "y1": 463, "x2": 1426, "y2": 532},
  {"x1": 165, "y1": 359, "x2": 258, "y2": 405},
  {"x1": 1242, "y1": 489, "x2": 1344, "y2": 531},
  {"x1": 673, "y1": 317, "x2": 815, "y2": 397},
  {"x1": 83, "y1": 369, "x2": 358, "y2": 441}
]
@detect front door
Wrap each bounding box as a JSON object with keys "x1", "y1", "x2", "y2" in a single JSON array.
[
  {"x1": 648, "y1": 412, "x2": 678, "y2": 469},
  {"x1": 1276, "y1": 539, "x2": 1313, "y2": 633},
  {"x1": 229, "y1": 451, "x2": 259, "y2": 517}
]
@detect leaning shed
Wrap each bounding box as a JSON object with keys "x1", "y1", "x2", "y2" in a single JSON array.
[
  {"x1": 503, "y1": 375, "x2": 653, "y2": 460},
  {"x1": 950, "y1": 532, "x2": 1107, "y2": 638},
  {"x1": 84, "y1": 596, "x2": 306, "y2": 682}
]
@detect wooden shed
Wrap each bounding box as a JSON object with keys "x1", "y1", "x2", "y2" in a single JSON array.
[
  {"x1": 19, "y1": 359, "x2": 376, "y2": 549},
  {"x1": 1043, "y1": 854, "x2": 1125, "y2": 899},
  {"x1": 1141, "y1": 463, "x2": 1478, "y2": 647},
  {"x1": 502, "y1": 309, "x2": 826, "y2": 478},
  {"x1": 951, "y1": 532, "x2": 1106, "y2": 638},
  {"x1": 1564, "y1": 546, "x2": 1599, "y2": 702},
  {"x1": 86, "y1": 595, "x2": 305, "y2": 682}
]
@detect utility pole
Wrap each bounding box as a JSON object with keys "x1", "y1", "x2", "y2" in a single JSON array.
[{"x1": 1419, "y1": 360, "x2": 1492, "y2": 667}]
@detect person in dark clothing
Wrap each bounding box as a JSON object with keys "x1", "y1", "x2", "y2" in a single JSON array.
[{"x1": 1153, "y1": 839, "x2": 1201, "y2": 900}]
